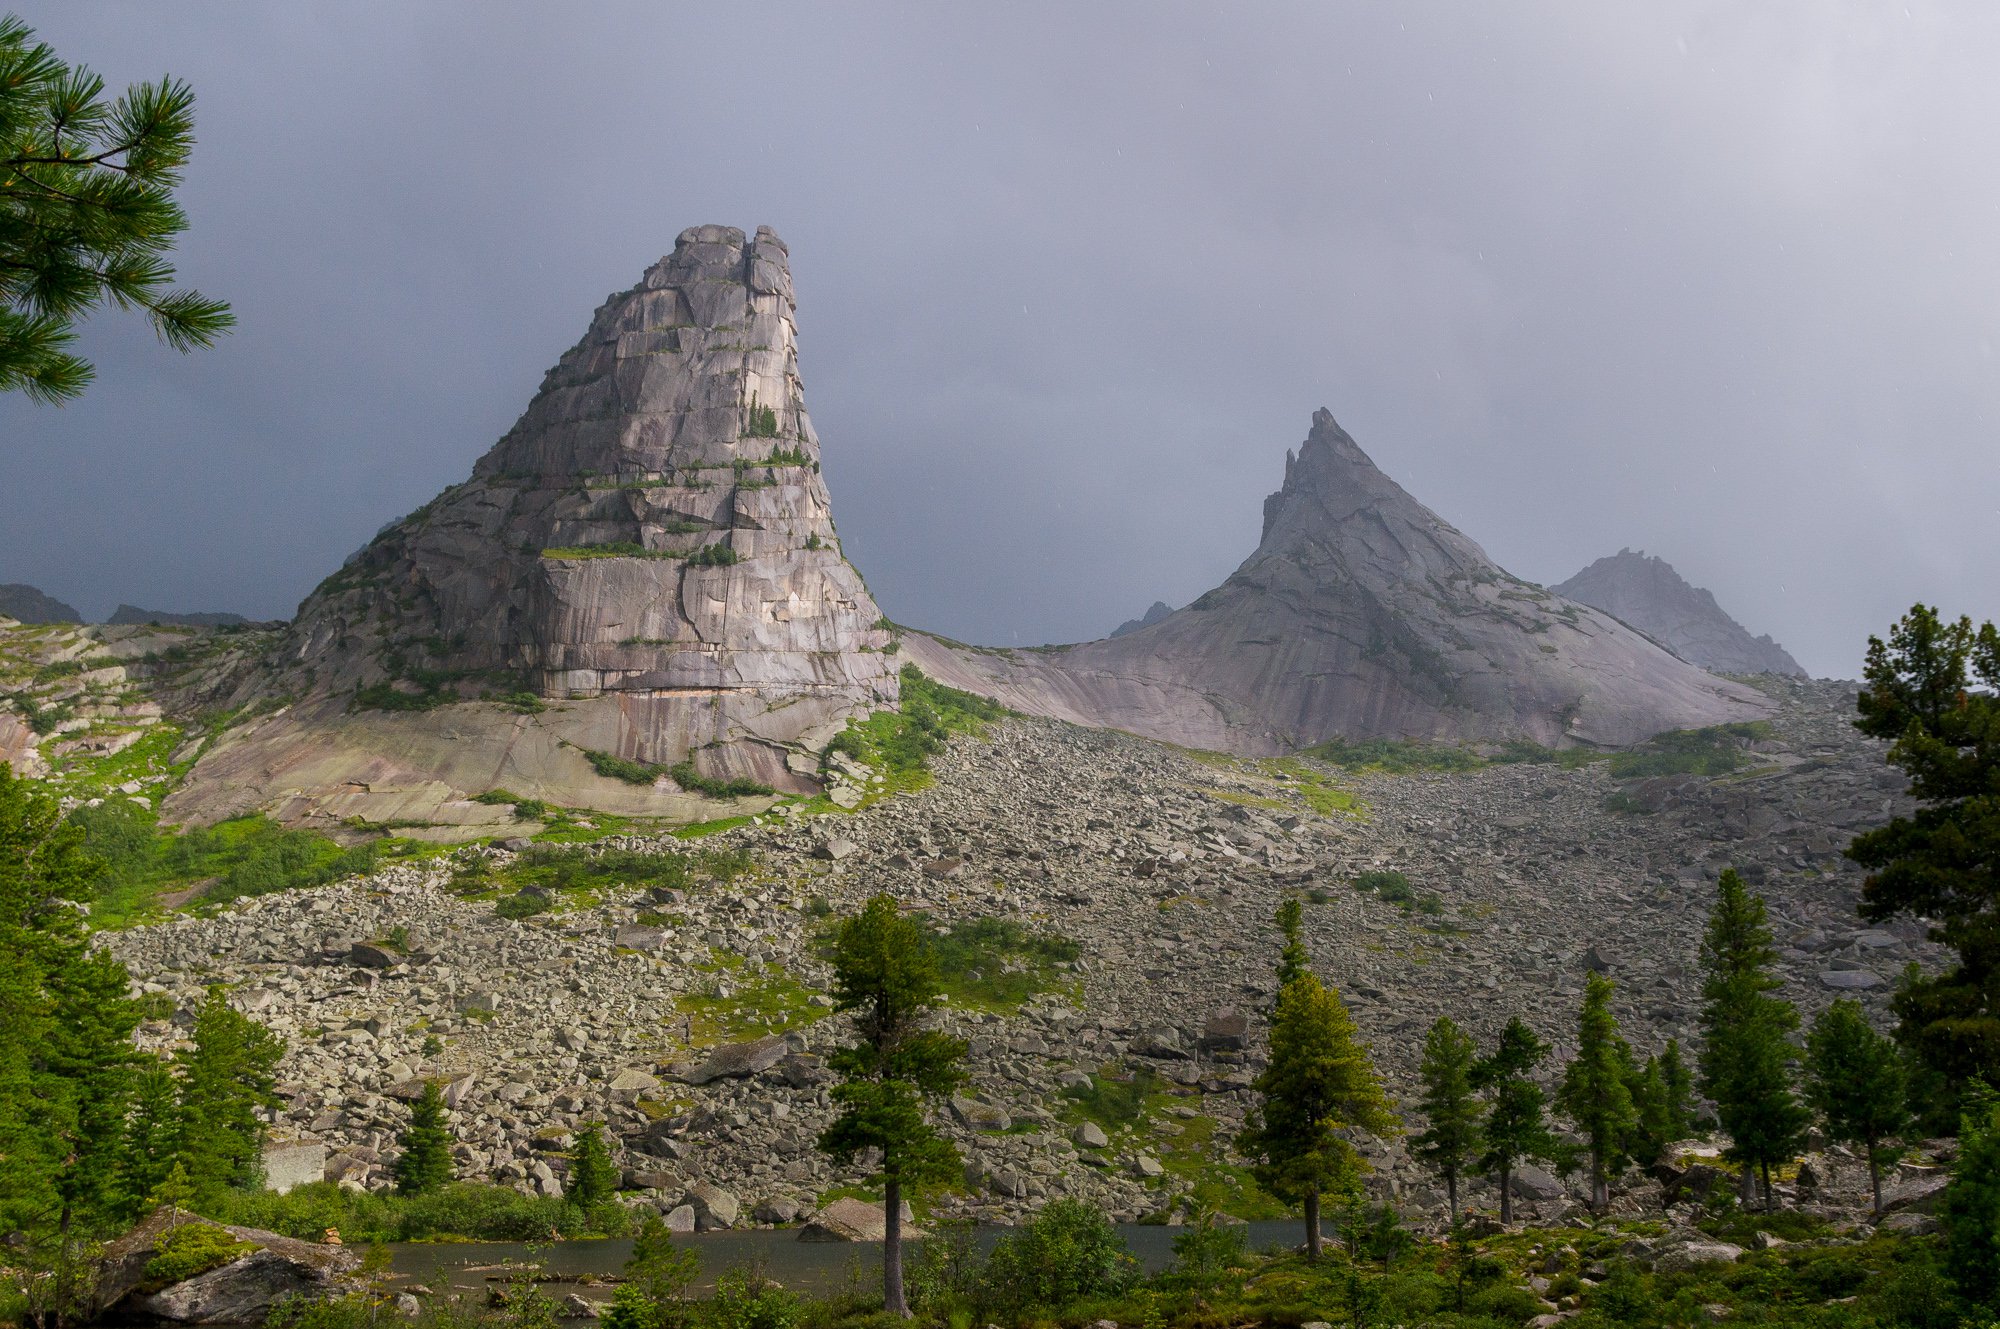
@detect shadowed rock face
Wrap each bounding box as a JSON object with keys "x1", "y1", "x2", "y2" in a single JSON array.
[
  {"x1": 906, "y1": 410, "x2": 1770, "y2": 753},
  {"x1": 1553, "y1": 549, "x2": 1807, "y2": 678},
  {"x1": 271, "y1": 225, "x2": 896, "y2": 773}
]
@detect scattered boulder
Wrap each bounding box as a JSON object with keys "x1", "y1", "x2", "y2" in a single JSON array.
[
  {"x1": 679, "y1": 1035, "x2": 788, "y2": 1085},
  {"x1": 797, "y1": 1196, "x2": 920, "y2": 1242}
]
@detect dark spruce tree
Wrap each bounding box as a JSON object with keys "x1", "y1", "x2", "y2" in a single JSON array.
[
  {"x1": 392, "y1": 1080, "x2": 455, "y2": 1197},
  {"x1": 817, "y1": 894, "x2": 966, "y2": 1317},
  {"x1": 0, "y1": 764, "x2": 142, "y2": 1325},
  {"x1": 173, "y1": 989, "x2": 284, "y2": 1206},
  {"x1": 0, "y1": 16, "x2": 232, "y2": 402},
  {"x1": 1846, "y1": 605, "x2": 2000, "y2": 1122},
  {"x1": 1473, "y1": 1018, "x2": 1557, "y2": 1226},
  {"x1": 1945, "y1": 1085, "x2": 2000, "y2": 1312},
  {"x1": 1696, "y1": 869, "x2": 1808, "y2": 1210},
  {"x1": 1624, "y1": 1038, "x2": 1698, "y2": 1170},
  {"x1": 1413, "y1": 1016, "x2": 1481, "y2": 1222},
  {"x1": 1804, "y1": 999, "x2": 1909, "y2": 1215},
  {"x1": 568, "y1": 1123, "x2": 619, "y2": 1211},
  {"x1": 1274, "y1": 895, "x2": 1310, "y2": 989},
  {"x1": 1555, "y1": 973, "x2": 1639, "y2": 1211}
]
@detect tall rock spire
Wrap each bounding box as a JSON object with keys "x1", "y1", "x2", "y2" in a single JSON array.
[{"x1": 228, "y1": 226, "x2": 895, "y2": 808}]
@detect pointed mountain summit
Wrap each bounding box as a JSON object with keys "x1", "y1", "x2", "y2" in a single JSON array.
[
  {"x1": 908, "y1": 410, "x2": 1768, "y2": 752},
  {"x1": 1553, "y1": 549, "x2": 1806, "y2": 678},
  {"x1": 173, "y1": 226, "x2": 896, "y2": 829}
]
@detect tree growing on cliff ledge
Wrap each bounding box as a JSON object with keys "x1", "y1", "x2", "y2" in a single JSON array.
[
  {"x1": 817, "y1": 894, "x2": 966, "y2": 1318},
  {"x1": 1846, "y1": 605, "x2": 2000, "y2": 1124},
  {"x1": 1, "y1": 15, "x2": 232, "y2": 403}
]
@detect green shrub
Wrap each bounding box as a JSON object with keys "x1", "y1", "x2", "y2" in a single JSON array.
[
  {"x1": 1465, "y1": 1281, "x2": 1545, "y2": 1324},
  {"x1": 354, "y1": 681, "x2": 453, "y2": 711},
  {"x1": 667, "y1": 758, "x2": 772, "y2": 798},
  {"x1": 686, "y1": 544, "x2": 740, "y2": 568},
  {"x1": 1355, "y1": 869, "x2": 1414, "y2": 904},
  {"x1": 1607, "y1": 722, "x2": 1772, "y2": 779},
  {"x1": 705, "y1": 1266, "x2": 799, "y2": 1329},
  {"x1": 495, "y1": 890, "x2": 551, "y2": 920},
  {"x1": 980, "y1": 1199, "x2": 1137, "y2": 1317},
  {"x1": 584, "y1": 748, "x2": 664, "y2": 784}
]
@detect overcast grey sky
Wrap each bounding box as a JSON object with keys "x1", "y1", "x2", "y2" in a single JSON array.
[{"x1": 3, "y1": 3, "x2": 1995, "y2": 678}]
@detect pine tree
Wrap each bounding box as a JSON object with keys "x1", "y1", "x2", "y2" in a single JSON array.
[
  {"x1": 1658, "y1": 1039, "x2": 1697, "y2": 1137},
  {"x1": 602, "y1": 1212, "x2": 699, "y2": 1329},
  {"x1": 1944, "y1": 1085, "x2": 2000, "y2": 1311},
  {"x1": 568, "y1": 1123, "x2": 618, "y2": 1210},
  {"x1": 1474, "y1": 1017, "x2": 1557, "y2": 1225},
  {"x1": 117, "y1": 1059, "x2": 184, "y2": 1218},
  {"x1": 1274, "y1": 896, "x2": 1310, "y2": 989},
  {"x1": 1237, "y1": 970, "x2": 1397, "y2": 1261},
  {"x1": 1846, "y1": 606, "x2": 2000, "y2": 1121},
  {"x1": 1556, "y1": 974, "x2": 1639, "y2": 1211},
  {"x1": 1697, "y1": 869, "x2": 1808, "y2": 1210},
  {"x1": 392, "y1": 1081, "x2": 455, "y2": 1197},
  {"x1": 173, "y1": 989, "x2": 283, "y2": 1205},
  {"x1": 0, "y1": 762, "x2": 141, "y2": 1322},
  {"x1": 0, "y1": 17, "x2": 233, "y2": 402},
  {"x1": 1625, "y1": 1042, "x2": 1697, "y2": 1171},
  {"x1": 1413, "y1": 1016, "x2": 1481, "y2": 1222},
  {"x1": 1805, "y1": 1000, "x2": 1909, "y2": 1214},
  {"x1": 817, "y1": 895, "x2": 966, "y2": 1318}
]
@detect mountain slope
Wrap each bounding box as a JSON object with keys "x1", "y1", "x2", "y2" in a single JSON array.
[
  {"x1": 1552, "y1": 550, "x2": 1806, "y2": 678},
  {"x1": 906, "y1": 410, "x2": 1768, "y2": 753}
]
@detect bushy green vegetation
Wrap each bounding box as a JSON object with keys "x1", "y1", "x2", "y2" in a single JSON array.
[
  {"x1": 540, "y1": 542, "x2": 675, "y2": 560},
  {"x1": 69, "y1": 801, "x2": 379, "y2": 925},
  {"x1": 211, "y1": 1179, "x2": 628, "y2": 1243},
  {"x1": 819, "y1": 665, "x2": 1008, "y2": 803},
  {"x1": 1608, "y1": 721, "x2": 1773, "y2": 779},
  {"x1": 667, "y1": 758, "x2": 773, "y2": 798},
  {"x1": 927, "y1": 916, "x2": 1078, "y2": 1010},
  {"x1": 140, "y1": 1220, "x2": 253, "y2": 1291},
  {"x1": 1302, "y1": 736, "x2": 1485, "y2": 773},
  {"x1": 685, "y1": 543, "x2": 740, "y2": 568},
  {"x1": 462, "y1": 842, "x2": 754, "y2": 910},
  {"x1": 584, "y1": 747, "x2": 666, "y2": 784}
]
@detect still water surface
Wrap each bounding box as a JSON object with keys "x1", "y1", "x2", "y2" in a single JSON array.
[{"x1": 388, "y1": 1222, "x2": 1308, "y2": 1300}]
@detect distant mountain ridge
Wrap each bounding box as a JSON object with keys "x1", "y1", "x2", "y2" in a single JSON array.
[
  {"x1": 0, "y1": 584, "x2": 81, "y2": 624},
  {"x1": 1110, "y1": 601, "x2": 1173, "y2": 638},
  {"x1": 907, "y1": 410, "x2": 1769, "y2": 752},
  {"x1": 1552, "y1": 549, "x2": 1806, "y2": 678},
  {"x1": 107, "y1": 605, "x2": 251, "y2": 628}
]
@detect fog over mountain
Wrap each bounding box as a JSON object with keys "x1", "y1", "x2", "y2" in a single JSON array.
[{"x1": 3, "y1": 4, "x2": 1999, "y2": 678}]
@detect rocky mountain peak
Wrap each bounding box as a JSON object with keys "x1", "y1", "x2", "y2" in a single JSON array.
[
  {"x1": 910, "y1": 410, "x2": 1771, "y2": 752},
  {"x1": 1553, "y1": 549, "x2": 1807, "y2": 678},
  {"x1": 178, "y1": 228, "x2": 897, "y2": 825}
]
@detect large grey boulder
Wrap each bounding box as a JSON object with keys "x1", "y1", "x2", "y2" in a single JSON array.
[
  {"x1": 97, "y1": 1209, "x2": 358, "y2": 1324},
  {"x1": 680, "y1": 1034, "x2": 789, "y2": 1085},
  {"x1": 1553, "y1": 549, "x2": 1806, "y2": 678},
  {"x1": 797, "y1": 1196, "x2": 920, "y2": 1242},
  {"x1": 904, "y1": 410, "x2": 1769, "y2": 754},
  {"x1": 259, "y1": 1139, "x2": 327, "y2": 1195}
]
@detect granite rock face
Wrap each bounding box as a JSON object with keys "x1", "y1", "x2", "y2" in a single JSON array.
[
  {"x1": 0, "y1": 582, "x2": 81, "y2": 624},
  {"x1": 907, "y1": 410, "x2": 1769, "y2": 753},
  {"x1": 173, "y1": 227, "x2": 896, "y2": 824},
  {"x1": 1553, "y1": 549, "x2": 1807, "y2": 678}
]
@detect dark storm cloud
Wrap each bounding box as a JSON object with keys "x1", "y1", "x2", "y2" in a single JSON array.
[{"x1": 2, "y1": 2, "x2": 1995, "y2": 678}]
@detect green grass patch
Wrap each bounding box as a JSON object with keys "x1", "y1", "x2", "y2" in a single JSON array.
[
  {"x1": 675, "y1": 955, "x2": 825, "y2": 1046},
  {"x1": 582, "y1": 747, "x2": 663, "y2": 784},
  {"x1": 927, "y1": 916, "x2": 1079, "y2": 1011},
  {"x1": 1265, "y1": 758, "x2": 1366, "y2": 816},
  {"x1": 71, "y1": 803, "x2": 381, "y2": 927},
  {"x1": 1298, "y1": 736, "x2": 1484, "y2": 773},
  {"x1": 666, "y1": 758, "x2": 772, "y2": 798},
  {"x1": 817, "y1": 665, "x2": 1009, "y2": 805}
]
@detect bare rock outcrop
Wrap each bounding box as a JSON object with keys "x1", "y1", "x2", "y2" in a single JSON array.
[
  {"x1": 907, "y1": 410, "x2": 1769, "y2": 753},
  {"x1": 1553, "y1": 549, "x2": 1807, "y2": 678}
]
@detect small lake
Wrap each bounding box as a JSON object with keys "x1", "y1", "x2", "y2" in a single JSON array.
[{"x1": 388, "y1": 1221, "x2": 1309, "y2": 1302}]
